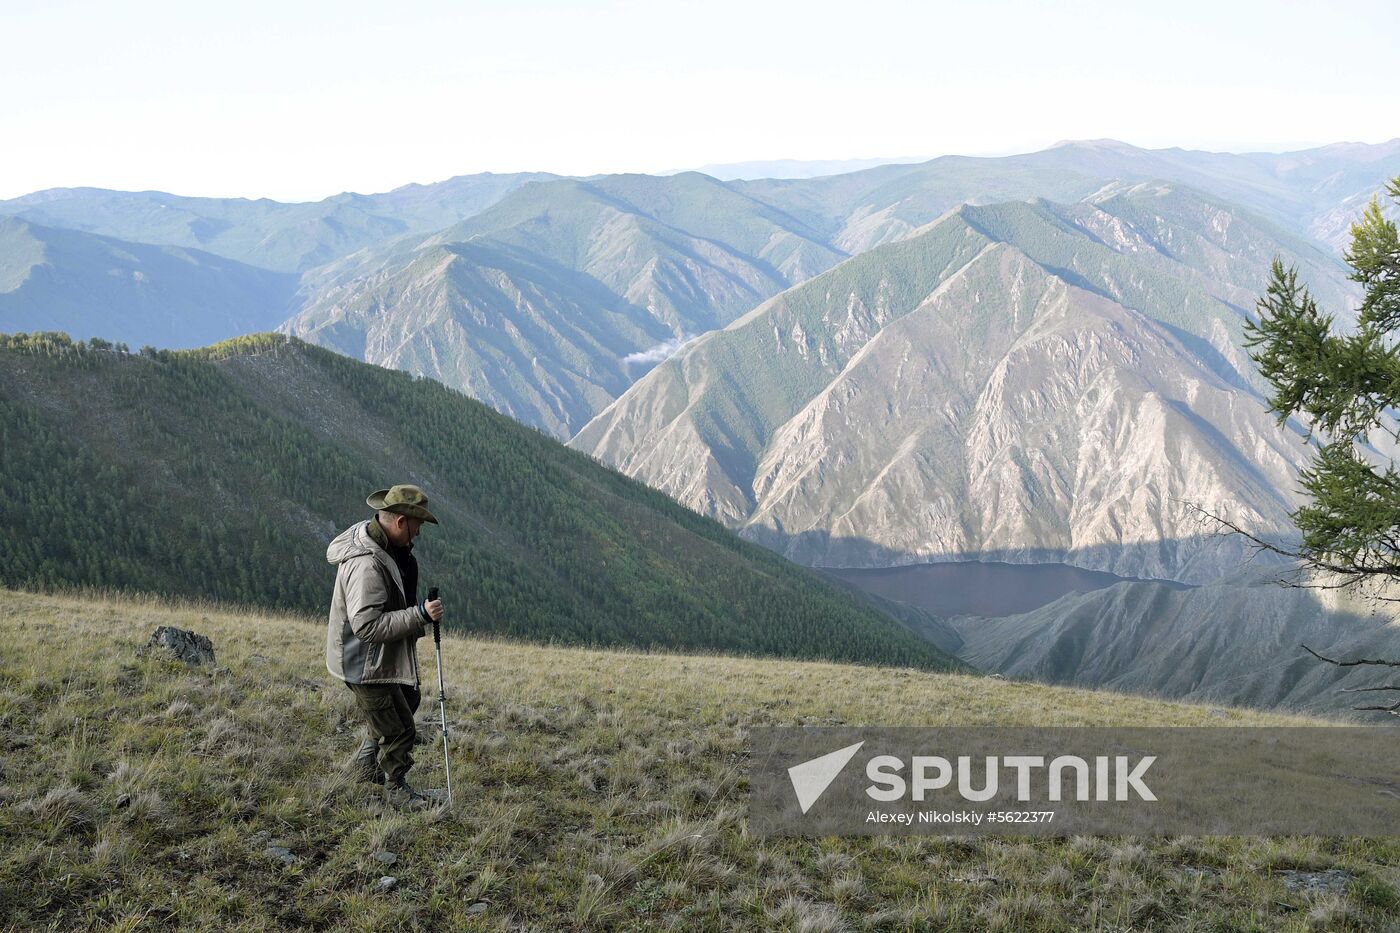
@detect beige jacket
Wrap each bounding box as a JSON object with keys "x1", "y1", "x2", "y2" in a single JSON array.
[{"x1": 325, "y1": 520, "x2": 426, "y2": 686}]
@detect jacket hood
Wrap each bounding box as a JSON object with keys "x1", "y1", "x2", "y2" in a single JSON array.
[{"x1": 327, "y1": 520, "x2": 376, "y2": 566}]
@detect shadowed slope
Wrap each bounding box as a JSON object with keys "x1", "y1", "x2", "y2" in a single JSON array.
[{"x1": 0, "y1": 217, "x2": 297, "y2": 348}]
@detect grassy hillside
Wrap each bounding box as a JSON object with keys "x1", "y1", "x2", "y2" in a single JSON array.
[
  {"x1": 4, "y1": 590, "x2": 1397, "y2": 930},
  {"x1": 0, "y1": 331, "x2": 954, "y2": 671}
]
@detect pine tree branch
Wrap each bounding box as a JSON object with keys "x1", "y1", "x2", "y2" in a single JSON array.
[
  {"x1": 1269, "y1": 576, "x2": 1400, "y2": 602},
  {"x1": 1301, "y1": 644, "x2": 1400, "y2": 668},
  {"x1": 1352, "y1": 702, "x2": 1400, "y2": 714},
  {"x1": 1185, "y1": 502, "x2": 1400, "y2": 583}
]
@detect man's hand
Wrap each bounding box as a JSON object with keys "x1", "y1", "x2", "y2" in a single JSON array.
[{"x1": 424, "y1": 598, "x2": 444, "y2": 623}]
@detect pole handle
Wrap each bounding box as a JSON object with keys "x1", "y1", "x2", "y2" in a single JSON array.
[{"x1": 427, "y1": 586, "x2": 441, "y2": 646}]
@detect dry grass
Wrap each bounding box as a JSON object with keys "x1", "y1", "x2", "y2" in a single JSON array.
[{"x1": 1, "y1": 588, "x2": 1398, "y2": 930}]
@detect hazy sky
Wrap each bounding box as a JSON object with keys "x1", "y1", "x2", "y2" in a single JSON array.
[{"x1": 3, "y1": 0, "x2": 1396, "y2": 201}]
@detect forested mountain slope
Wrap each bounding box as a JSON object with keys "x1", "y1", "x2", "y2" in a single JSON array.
[{"x1": 0, "y1": 332, "x2": 956, "y2": 670}]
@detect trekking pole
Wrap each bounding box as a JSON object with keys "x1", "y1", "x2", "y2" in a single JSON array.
[{"x1": 427, "y1": 587, "x2": 453, "y2": 804}]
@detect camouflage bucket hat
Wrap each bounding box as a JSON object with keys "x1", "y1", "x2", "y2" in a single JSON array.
[{"x1": 366, "y1": 484, "x2": 440, "y2": 524}]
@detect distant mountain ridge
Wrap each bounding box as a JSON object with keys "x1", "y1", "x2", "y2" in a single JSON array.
[
  {"x1": 7, "y1": 139, "x2": 1394, "y2": 271},
  {"x1": 731, "y1": 138, "x2": 1400, "y2": 254},
  {"x1": 0, "y1": 217, "x2": 297, "y2": 349},
  {"x1": 677, "y1": 156, "x2": 930, "y2": 181},
  {"x1": 0, "y1": 172, "x2": 558, "y2": 272}
]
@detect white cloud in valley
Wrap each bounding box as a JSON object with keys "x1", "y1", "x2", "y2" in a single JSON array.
[{"x1": 622, "y1": 335, "x2": 695, "y2": 366}]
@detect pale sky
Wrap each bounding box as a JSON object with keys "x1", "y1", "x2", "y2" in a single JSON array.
[{"x1": 2, "y1": 0, "x2": 1397, "y2": 201}]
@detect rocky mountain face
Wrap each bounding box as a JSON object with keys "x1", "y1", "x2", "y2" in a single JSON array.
[
  {"x1": 571, "y1": 184, "x2": 1356, "y2": 583},
  {"x1": 281, "y1": 173, "x2": 846, "y2": 436},
  {"x1": 0, "y1": 217, "x2": 297, "y2": 348},
  {"x1": 282, "y1": 237, "x2": 675, "y2": 438},
  {"x1": 940, "y1": 563, "x2": 1400, "y2": 720}
]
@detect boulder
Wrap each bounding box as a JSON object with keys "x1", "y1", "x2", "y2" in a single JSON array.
[
  {"x1": 264, "y1": 846, "x2": 297, "y2": 865},
  {"x1": 139, "y1": 627, "x2": 215, "y2": 665}
]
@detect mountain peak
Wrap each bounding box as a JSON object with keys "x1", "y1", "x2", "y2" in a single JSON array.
[{"x1": 1048, "y1": 139, "x2": 1144, "y2": 153}]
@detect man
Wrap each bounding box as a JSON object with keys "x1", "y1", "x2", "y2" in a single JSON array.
[{"x1": 325, "y1": 483, "x2": 445, "y2": 809}]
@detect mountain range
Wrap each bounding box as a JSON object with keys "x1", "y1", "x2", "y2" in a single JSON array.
[
  {"x1": 276, "y1": 138, "x2": 1396, "y2": 440},
  {"x1": 571, "y1": 181, "x2": 1354, "y2": 583},
  {"x1": 279, "y1": 173, "x2": 846, "y2": 435},
  {"x1": 4, "y1": 140, "x2": 1396, "y2": 418},
  {"x1": 729, "y1": 139, "x2": 1400, "y2": 255},
  {"x1": 0, "y1": 172, "x2": 557, "y2": 272},
  {"x1": 678, "y1": 156, "x2": 931, "y2": 181}
]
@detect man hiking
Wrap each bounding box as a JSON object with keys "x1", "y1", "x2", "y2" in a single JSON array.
[{"x1": 325, "y1": 484, "x2": 445, "y2": 809}]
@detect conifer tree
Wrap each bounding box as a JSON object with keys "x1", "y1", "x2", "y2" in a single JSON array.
[
  {"x1": 1232, "y1": 178, "x2": 1400, "y2": 711},
  {"x1": 1239, "y1": 177, "x2": 1400, "y2": 587}
]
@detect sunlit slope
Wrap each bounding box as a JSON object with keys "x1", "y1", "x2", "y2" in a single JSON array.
[
  {"x1": 573, "y1": 185, "x2": 1352, "y2": 583},
  {"x1": 4, "y1": 590, "x2": 1396, "y2": 931},
  {"x1": 283, "y1": 174, "x2": 846, "y2": 436}
]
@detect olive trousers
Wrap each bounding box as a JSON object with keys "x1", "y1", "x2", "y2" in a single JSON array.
[{"x1": 346, "y1": 682, "x2": 421, "y2": 782}]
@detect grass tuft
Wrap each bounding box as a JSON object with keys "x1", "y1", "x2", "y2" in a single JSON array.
[{"x1": 29, "y1": 785, "x2": 96, "y2": 833}]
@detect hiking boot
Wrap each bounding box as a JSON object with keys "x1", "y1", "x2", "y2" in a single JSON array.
[
  {"x1": 344, "y1": 738, "x2": 384, "y2": 785},
  {"x1": 384, "y1": 776, "x2": 433, "y2": 810}
]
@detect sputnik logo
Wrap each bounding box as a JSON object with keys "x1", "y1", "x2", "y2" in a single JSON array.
[{"x1": 788, "y1": 741, "x2": 864, "y2": 814}]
